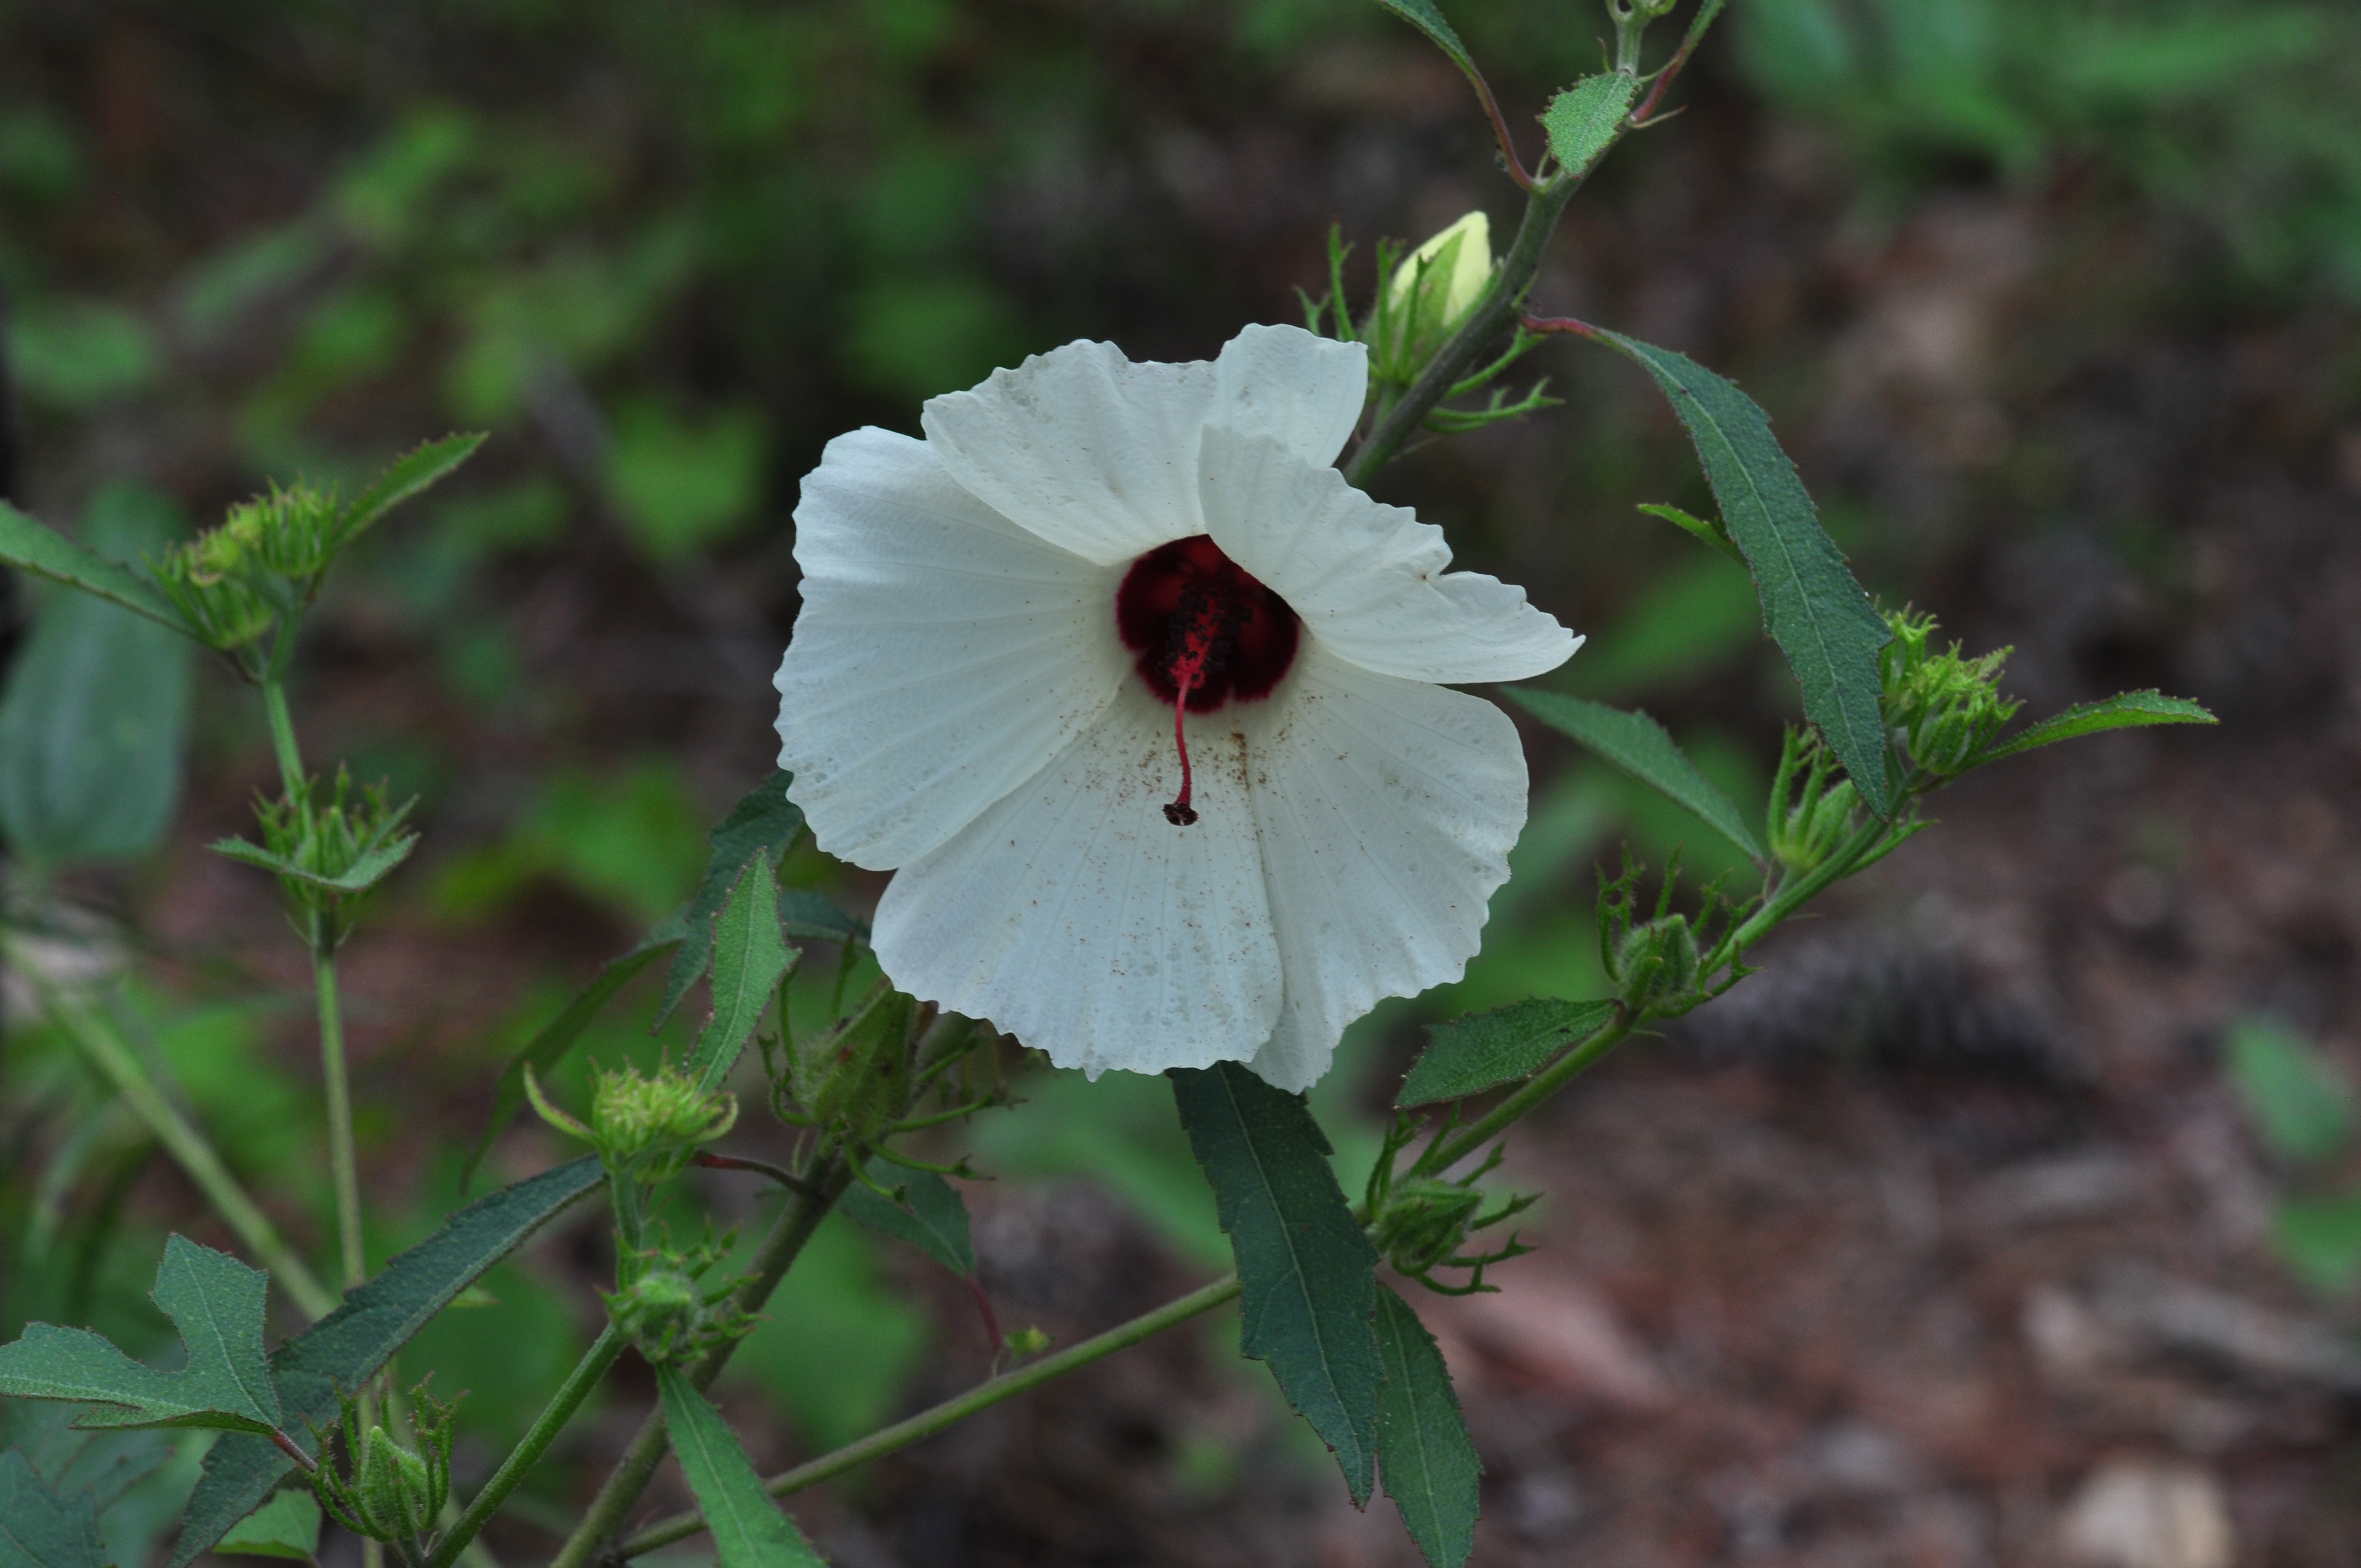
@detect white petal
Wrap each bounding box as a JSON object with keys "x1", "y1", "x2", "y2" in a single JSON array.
[
  {"x1": 1210, "y1": 323, "x2": 1369, "y2": 468},
  {"x1": 1200, "y1": 426, "x2": 1579, "y2": 685},
  {"x1": 775, "y1": 428, "x2": 1128, "y2": 870},
  {"x1": 1237, "y1": 645, "x2": 1530, "y2": 1090},
  {"x1": 920, "y1": 340, "x2": 1217, "y2": 566},
  {"x1": 873, "y1": 682, "x2": 1283, "y2": 1076}
]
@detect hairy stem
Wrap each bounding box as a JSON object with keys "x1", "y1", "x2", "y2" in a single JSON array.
[
  {"x1": 259, "y1": 628, "x2": 306, "y2": 805},
  {"x1": 550, "y1": 1148, "x2": 850, "y2": 1568},
  {"x1": 425, "y1": 1326, "x2": 625, "y2": 1568},
  {"x1": 1419, "y1": 1010, "x2": 1639, "y2": 1177},
  {"x1": 12, "y1": 949, "x2": 339, "y2": 1319},
  {"x1": 616, "y1": 1275, "x2": 1245, "y2": 1558}
]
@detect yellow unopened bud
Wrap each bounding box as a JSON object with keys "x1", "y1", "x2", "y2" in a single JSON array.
[{"x1": 1385, "y1": 210, "x2": 1493, "y2": 332}]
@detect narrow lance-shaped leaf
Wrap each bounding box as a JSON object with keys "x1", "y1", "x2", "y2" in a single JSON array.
[
  {"x1": 1399, "y1": 998, "x2": 1620, "y2": 1108},
  {"x1": 1374, "y1": 1284, "x2": 1482, "y2": 1568},
  {"x1": 208, "y1": 836, "x2": 417, "y2": 895},
  {"x1": 1541, "y1": 74, "x2": 1639, "y2": 180},
  {"x1": 656, "y1": 1368, "x2": 827, "y2": 1568},
  {"x1": 1508, "y1": 688, "x2": 1764, "y2": 863},
  {"x1": 1367, "y1": 0, "x2": 1473, "y2": 74},
  {"x1": 0, "y1": 483, "x2": 193, "y2": 867},
  {"x1": 0, "y1": 1450, "x2": 108, "y2": 1568},
  {"x1": 1976, "y1": 690, "x2": 2215, "y2": 765},
  {"x1": 171, "y1": 1156, "x2": 605, "y2": 1566},
  {"x1": 464, "y1": 935, "x2": 679, "y2": 1185},
  {"x1": 687, "y1": 854, "x2": 795, "y2": 1096},
  {"x1": 839, "y1": 1171, "x2": 976, "y2": 1277},
  {"x1": 1589, "y1": 329, "x2": 1894, "y2": 818},
  {"x1": 656, "y1": 771, "x2": 807, "y2": 1025},
  {"x1": 0, "y1": 498, "x2": 186, "y2": 631},
  {"x1": 1172, "y1": 1063, "x2": 1383, "y2": 1505},
  {"x1": 0, "y1": 1237, "x2": 281, "y2": 1438},
  {"x1": 333, "y1": 433, "x2": 487, "y2": 551},
  {"x1": 1636, "y1": 501, "x2": 1743, "y2": 566}
]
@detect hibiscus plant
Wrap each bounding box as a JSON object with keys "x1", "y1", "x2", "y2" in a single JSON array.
[{"x1": 0, "y1": 3, "x2": 2217, "y2": 1565}]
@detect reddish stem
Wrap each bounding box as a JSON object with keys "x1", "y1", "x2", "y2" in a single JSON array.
[
  {"x1": 1520, "y1": 312, "x2": 1601, "y2": 338},
  {"x1": 963, "y1": 1273, "x2": 1003, "y2": 1364},
  {"x1": 1460, "y1": 66, "x2": 1537, "y2": 190}
]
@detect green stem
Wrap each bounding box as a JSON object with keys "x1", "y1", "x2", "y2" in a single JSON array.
[
  {"x1": 1419, "y1": 1010, "x2": 1639, "y2": 1178},
  {"x1": 425, "y1": 1326, "x2": 626, "y2": 1568},
  {"x1": 10, "y1": 949, "x2": 340, "y2": 1320},
  {"x1": 314, "y1": 949, "x2": 367, "y2": 1293},
  {"x1": 616, "y1": 1275, "x2": 1245, "y2": 1559},
  {"x1": 549, "y1": 1148, "x2": 850, "y2": 1568},
  {"x1": 259, "y1": 627, "x2": 306, "y2": 805}
]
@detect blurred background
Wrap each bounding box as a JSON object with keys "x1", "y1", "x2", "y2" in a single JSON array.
[{"x1": 2, "y1": 1, "x2": 2359, "y2": 1564}]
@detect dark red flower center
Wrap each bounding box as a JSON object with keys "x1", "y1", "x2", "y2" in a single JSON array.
[{"x1": 1115, "y1": 536, "x2": 1301, "y2": 827}]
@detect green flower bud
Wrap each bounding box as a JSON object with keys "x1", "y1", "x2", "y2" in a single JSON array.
[
  {"x1": 592, "y1": 1063, "x2": 739, "y2": 1174},
  {"x1": 1004, "y1": 1325, "x2": 1054, "y2": 1358},
  {"x1": 1372, "y1": 1177, "x2": 1487, "y2": 1277},
  {"x1": 1611, "y1": 914, "x2": 1700, "y2": 1010},
  {"x1": 794, "y1": 983, "x2": 915, "y2": 1142},
  {"x1": 355, "y1": 1425, "x2": 439, "y2": 1542},
  {"x1": 608, "y1": 1267, "x2": 704, "y2": 1363},
  {"x1": 1372, "y1": 211, "x2": 1495, "y2": 386}
]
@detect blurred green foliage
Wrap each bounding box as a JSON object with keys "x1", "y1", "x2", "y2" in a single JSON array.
[
  {"x1": 1738, "y1": 0, "x2": 2361, "y2": 296},
  {"x1": 2225, "y1": 1017, "x2": 2361, "y2": 1294}
]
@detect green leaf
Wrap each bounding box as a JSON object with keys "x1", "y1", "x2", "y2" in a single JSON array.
[
  {"x1": 1399, "y1": 998, "x2": 1620, "y2": 1108},
  {"x1": 1589, "y1": 329, "x2": 1892, "y2": 819},
  {"x1": 687, "y1": 854, "x2": 795, "y2": 1096},
  {"x1": 777, "y1": 888, "x2": 864, "y2": 944},
  {"x1": 0, "y1": 1450, "x2": 108, "y2": 1568},
  {"x1": 656, "y1": 1368, "x2": 827, "y2": 1568},
  {"x1": 214, "y1": 1490, "x2": 319, "y2": 1560},
  {"x1": 171, "y1": 1156, "x2": 603, "y2": 1567},
  {"x1": 464, "y1": 938, "x2": 679, "y2": 1185},
  {"x1": 1636, "y1": 501, "x2": 1743, "y2": 565},
  {"x1": 1171, "y1": 1063, "x2": 1382, "y2": 1505},
  {"x1": 839, "y1": 1171, "x2": 976, "y2": 1277},
  {"x1": 0, "y1": 1236, "x2": 282, "y2": 1437},
  {"x1": 1507, "y1": 689, "x2": 1764, "y2": 862},
  {"x1": 1367, "y1": 0, "x2": 1473, "y2": 74},
  {"x1": 207, "y1": 835, "x2": 417, "y2": 895},
  {"x1": 1976, "y1": 689, "x2": 2216, "y2": 764},
  {"x1": 1374, "y1": 1284, "x2": 1482, "y2": 1568},
  {"x1": 1541, "y1": 74, "x2": 1640, "y2": 179},
  {"x1": 0, "y1": 483, "x2": 193, "y2": 866},
  {"x1": 333, "y1": 433, "x2": 486, "y2": 549},
  {"x1": 656, "y1": 771, "x2": 807, "y2": 1026},
  {"x1": 2226, "y1": 1018, "x2": 2352, "y2": 1165},
  {"x1": 2273, "y1": 1194, "x2": 2361, "y2": 1293},
  {"x1": 0, "y1": 498, "x2": 184, "y2": 631}
]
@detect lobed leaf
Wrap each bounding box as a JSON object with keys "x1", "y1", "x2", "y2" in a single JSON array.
[
  {"x1": 0, "y1": 498, "x2": 185, "y2": 632},
  {"x1": 0, "y1": 1237, "x2": 281, "y2": 1438},
  {"x1": 656, "y1": 771, "x2": 807, "y2": 1026},
  {"x1": 1507, "y1": 689, "x2": 1764, "y2": 862},
  {"x1": 840, "y1": 1171, "x2": 976, "y2": 1277},
  {"x1": 464, "y1": 937, "x2": 679, "y2": 1184},
  {"x1": 1171, "y1": 1063, "x2": 1383, "y2": 1505},
  {"x1": 1589, "y1": 329, "x2": 1894, "y2": 818},
  {"x1": 213, "y1": 1490, "x2": 319, "y2": 1561},
  {"x1": 687, "y1": 854, "x2": 795, "y2": 1096},
  {"x1": 656, "y1": 1368, "x2": 826, "y2": 1568},
  {"x1": 1540, "y1": 74, "x2": 1639, "y2": 180},
  {"x1": 1374, "y1": 1284, "x2": 1482, "y2": 1568},
  {"x1": 1976, "y1": 689, "x2": 2215, "y2": 765},
  {"x1": 333, "y1": 432, "x2": 487, "y2": 549},
  {"x1": 0, "y1": 1450, "x2": 108, "y2": 1568},
  {"x1": 171, "y1": 1157, "x2": 603, "y2": 1566},
  {"x1": 1367, "y1": 0, "x2": 1473, "y2": 73},
  {"x1": 1399, "y1": 998, "x2": 1620, "y2": 1108}
]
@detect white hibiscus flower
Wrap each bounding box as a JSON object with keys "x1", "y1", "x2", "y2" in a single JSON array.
[{"x1": 773, "y1": 324, "x2": 1579, "y2": 1090}]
